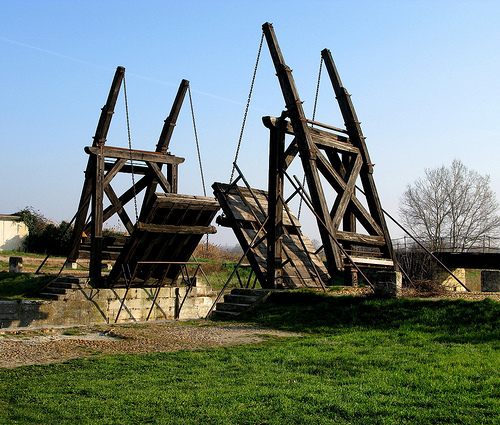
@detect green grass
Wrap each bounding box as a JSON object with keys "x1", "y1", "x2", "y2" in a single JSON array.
[
  {"x1": 0, "y1": 251, "x2": 64, "y2": 259},
  {"x1": 0, "y1": 272, "x2": 53, "y2": 300},
  {"x1": 200, "y1": 261, "x2": 255, "y2": 290},
  {"x1": 1, "y1": 294, "x2": 500, "y2": 424}
]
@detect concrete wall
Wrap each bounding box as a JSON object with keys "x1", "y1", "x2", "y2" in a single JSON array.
[
  {"x1": 0, "y1": 278, "x2": 218, "y2": 329},
  {"x1": 0, "y1": 216, "x2": 28, "y2": 251},
  {"x1": 435, "y1": 267, "x2": 467, "y2": 292},
  {"x1": 374, "y1": 271, "x2": 402, "y2": 298},
  {"x1": 481, "y1": 270, "x2": 500, "y2": 292}
]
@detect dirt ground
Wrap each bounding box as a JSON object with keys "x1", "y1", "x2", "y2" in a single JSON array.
[
  {"x1": 0, "y1": 321, "x2": 301, "y2": 369},
  {"x1": 0, "y1": 253, "x2": 92, "y2": 277}
]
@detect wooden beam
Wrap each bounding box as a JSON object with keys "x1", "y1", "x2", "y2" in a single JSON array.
[
  {"x1": 90, "y1": 149, "x2": 105, "y2": 282},
  {"x1": 335, "y1": 231, "x2": 386, "y2": 246},
  {"x1": 263, "y1": 22, "x2": 343, "y2": 272},
  {"x1": 104, "y1": 162, "x2": 150, "y2": 176},
  {"x1": 266, "y1": 114, "x2": 286, "y2": 289},
  {"x1": 156, "y1": 79, "x2": 189, "y2": 153},
  {"x1": 346, "y1": 257, "x2": 394, "y2": 267},
  {"x1": 330, "y1": 154, "x2": 362, "y2": 229},
  {"x1": 309, "y1": 128, "x2": 358, "y2": 154},
  {"x1": 315, "y1": 142, "x2": 383, "y2": 236},
  {"x1": 146, "y1": 161, "x2": 172, "y2": 193},
  {"x1": 85, "y1": 146, "x2": 185, "y2": 165},
  {"x1": 96, "y1": 175, "x2": 150, "y2": 231},
  {"x1": 137, "y1": 222, "x2": 216, "y2": 235},
  {"x1": 103, "y1": 158, "x2": 127, "y2": 187},
  {"x1": 321, "y1": 48, "x2": 397, "y2": 267},
  {"x1": 67, "y1": 67, "x2": 125, "y2": 262},
  {"x1": 104, "y1": 184, "x2": 135, "y2": 234},
  {"x1": 141, "y1": 79, "x2": 189, "y2": 212},
  {"x1": 264, "y1": 116, "x2": 353, "y2": 149}
]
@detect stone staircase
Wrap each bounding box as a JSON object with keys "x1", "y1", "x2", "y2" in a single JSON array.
[
  {"x1": 40, "y1": 276, "x2": 90, "y2": 301},
  {"x1": 211, "y1": 288, "x2": 271, "y2": 319}
]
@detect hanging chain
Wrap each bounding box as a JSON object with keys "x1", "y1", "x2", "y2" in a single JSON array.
[
  {"x1": 123, "y1": 74, "x2": 139, "y2": 223},
  {"x1": 298, "y1": 56, "x2": 323, "y2": 220},
  {"x1": 188, "y1": 85, "x2": 210, "y2": 250},
  {"x1": 188, "y1": 85, "x2": 207, "y2": 197},
  {"x1": 230, "y1": 31, "x2": 265, "y2": 183},
  {"x1": 312, "y1": 56, "x2": 323, "y2": 123}
]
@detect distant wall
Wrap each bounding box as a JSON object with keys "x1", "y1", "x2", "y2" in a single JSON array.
[
  {"x1": 435, "y1": 267, "x2": 467, "y2": 292},
  {"x1": 0, "y1": 215, "x2": 28, "y2": 251}
]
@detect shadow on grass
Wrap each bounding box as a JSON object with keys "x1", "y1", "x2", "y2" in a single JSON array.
[
  {"x1": 0, "y1": 271, "x2": 53, "y2": 300},
  {"x1": 226, "y1": 291, "x2": 500, "y2": 344}
]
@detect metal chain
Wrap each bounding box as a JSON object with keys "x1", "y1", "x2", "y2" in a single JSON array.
[
  {"x1": 230, "y1": 31, "x2": 265, "y2": 183},
  {"x1": 299, "y1": 56, "x2": 323, "y2": 220},
  {"x1": 312, "y1": 56, "x2": 323, "y2": 122},
  {"x1": 188, "y1": 85, "x2": 207, "y2": 197},
  {"x1": 123, "y1": 74, "x2": 139, "y2": 223},
  {"x1": 297, "y1": 174, "x2": 307, "y2": 219},
  {"x1": 188, "y1": 85, "x2": 210, "y2": 249}
]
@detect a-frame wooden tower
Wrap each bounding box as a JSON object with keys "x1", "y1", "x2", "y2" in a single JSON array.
[
  {"x1": 67, "y1": 67, "x2": 219, "y2": 286},
  {"x1": 262, "y1": 23, "x2": 397, "y2": 284}
]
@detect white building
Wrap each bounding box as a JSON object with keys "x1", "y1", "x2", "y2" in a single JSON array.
[{"x1": 0, "y1": 214, "x2": 28, "y2": 251}]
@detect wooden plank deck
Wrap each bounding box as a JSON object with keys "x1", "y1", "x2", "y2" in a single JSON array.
[
  {"x1": 213, "y1": 182, "x2": 330, "y2": 289},
  {"x1": 107, "y1": 193, "x2": 220, "y2": 286}
]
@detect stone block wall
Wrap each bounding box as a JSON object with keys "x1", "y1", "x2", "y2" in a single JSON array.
[
  {"x1": 0, "y1": 278, "x2": 219, "y2": 329},
  {"x1": 435, "y1": 268, "x2": 467, "y2": 292}
]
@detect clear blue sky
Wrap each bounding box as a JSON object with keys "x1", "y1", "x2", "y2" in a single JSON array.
[{"x1": 1, "y1": 0, "x2": 499, "y2": 246}]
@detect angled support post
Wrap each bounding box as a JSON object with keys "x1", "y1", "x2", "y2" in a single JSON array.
[
  {"x1": 140, "y1": 79, "x2": 189, "y2": 219},
  {"x1": 321, "y1": 49, "x2": 397, "y2": 269},
  {"x1": 262, "y1": 22, "x2": 342, "y2": 276},
  {"x1": 68, "y1": 66, "x2": 125, "y2": 264}
]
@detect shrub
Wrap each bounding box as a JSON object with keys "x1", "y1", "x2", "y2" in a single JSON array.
[{"x1": 13, "y1": 207, "x2": 73, "y2": 256}]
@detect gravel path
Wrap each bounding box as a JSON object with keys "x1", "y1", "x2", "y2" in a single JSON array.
[{"x1": 0, "y1": 322, "x2": 301, "y2": 369}]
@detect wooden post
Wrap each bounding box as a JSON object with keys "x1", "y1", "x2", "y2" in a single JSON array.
[
  {"x1": 266, "y1": 114, "x2": 286, "y2": 289},
  {"x1": 140, "y1": 79, "x2": 189, "y2": 219},
  {"x1": 89, "y1": 148, "x2": 105, "y2": 282},
  {"x1": 262, "y1": 22, "x2": 342, "y2": 277},
  {"x1": 342, "y1": 153, "x2": 357, "y2": 286},
  {"x1": 9, "y1": 257, "x2": 22, "y2": 273},
  {"x1": 321, "y1": 49, "x2": 397, "y2": 270},
  {"x1": 68, "y1": 66, "x2": 125, "y2": 262}
]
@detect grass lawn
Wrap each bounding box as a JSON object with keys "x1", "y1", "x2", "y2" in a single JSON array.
[
  {"x1": 0, "y1": 272, "x2": 53, "y2": 300},
  {"x1": 1, "y1": 293, "x2": 500, "y2": 424}
]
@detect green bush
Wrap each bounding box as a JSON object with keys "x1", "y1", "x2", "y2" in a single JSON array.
[{"x1": 13, "y1": 207, "x2": 73, "y2": 256}]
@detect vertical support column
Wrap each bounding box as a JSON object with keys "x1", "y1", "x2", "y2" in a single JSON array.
[
  {"x1": 90, "y1": 149, "x2": 105, "y2": 282},
  {"x1": 167, "y1": 163, "x2": 179, "y2": 194},
  {"x1": 374, "y1": 271, "x2": 402, "y2": 298},
  {"x1": 342, "y1": 153, "x2": 357, "y2": 286},
  {"x1": 266, "y1": 116, "x2": 286, "y2": 289}
]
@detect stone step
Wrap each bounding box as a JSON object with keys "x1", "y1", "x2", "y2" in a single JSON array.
[
  {"x1": 223, "y1": 294, "x2": 259, "y2": 304},
  {"x1": 211, "y1": 288, "x2": 272, "y2": 319},
  {"x1": 216, "y1": 302, "x2": 252, "y2": 313},
  {"x1": 211, "y1": 310, "x2": 241, "y2": 319},
  {"x1": 44, "y1": 287, "x2": 68, "y2": 295},
  {"x1": 230, "y1": 288, "x2": 270, "y2": 297},
  {"x1": 53, "y1": 276, "x2": 88, "y2": 285},
  {"x1": 39, "y1": 292, "x2": 60, "y2": 301},
  {"x1": 50, "y1": 281, "x2": 80, "y2": 290}
]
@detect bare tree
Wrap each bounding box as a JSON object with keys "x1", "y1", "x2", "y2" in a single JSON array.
[{"x1": 399, "y1": 159, "x2": 500, "y2": 252}]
